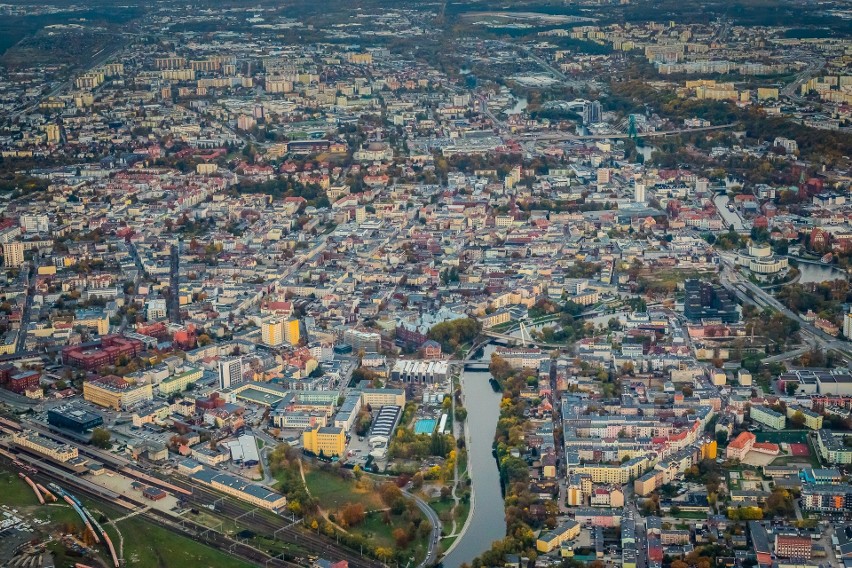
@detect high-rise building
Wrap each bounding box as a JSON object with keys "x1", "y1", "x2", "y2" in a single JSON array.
[
  {"x1": 634, "y1": 182, "x2": 646, "y2": 203},
  {"x1": 284, "y1": 318, "x2": 300, "y2": 346},
  {"x1": 583, "y1": 100, "x2": 602, "y2": 125},
  {"x1": 46, "y1": 124, "x2": 61, "y2": 144},
  {"x1": 262, "y1": 319, "x2": 284, "y2": 346},
  {"x1": 3, "y1": 242, "x2": 24, "y2": 268},
  {"x1": 843, "y1": 310, "x2": 852, "y2": 340},
  {"x1": 218, "y1": 357, "x2": 244, "y2": 389}
]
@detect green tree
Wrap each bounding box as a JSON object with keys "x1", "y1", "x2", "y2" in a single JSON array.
[{"x1": 90, "y1": 427, "x2": 112, "y2": 449}]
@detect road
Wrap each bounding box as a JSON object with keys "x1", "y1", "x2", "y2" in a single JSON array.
[
  {"x1": 519, "y1": 122, "x2": 738, "y2": 142},
  {"x1": 781, "y1": 56, "x2": 826, "y2": 103},
  {"x1": 7, "y1": 37, "x2": 128, "y2": 122},
  {"x1": 402, "y1": 489, "x2": 442, "y2": 567},
  {"x1": 15, "y1": 260, "x2": 38, "y2": 353},
  {"x1": 168, "y1": 243, "x2": 181, "y2": 324},
  {"x1": 718, "y1": 258, "x2": 852, "y2": 362}
]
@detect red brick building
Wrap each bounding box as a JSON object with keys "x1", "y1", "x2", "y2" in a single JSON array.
[
  {"x1": 775, "y1": 534, "x2": 812, "y2": 559},
  {"x1": 62, "y1": 336, "x2": 145, "y2": 370}
]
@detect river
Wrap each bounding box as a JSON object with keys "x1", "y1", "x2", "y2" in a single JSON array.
[
  {"x1": 441, "y1": 343, "x2": 505, "y2": 568},
  {"x1": 796, "y1": 261, "x2": 846, "y2": 284}
]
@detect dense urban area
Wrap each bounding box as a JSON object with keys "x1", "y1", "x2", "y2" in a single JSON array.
[{"x1": 0, "y1": 0, "x2": 852, "y2": 567}]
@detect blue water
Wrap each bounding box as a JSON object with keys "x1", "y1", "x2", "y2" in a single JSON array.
[{"x1": 414, "y1": 418, "x2": 437, "y2": 435}]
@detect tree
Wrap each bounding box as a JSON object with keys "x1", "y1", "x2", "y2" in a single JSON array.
[
  {"x1": 392, "y1": 527, "x2": 410, "y2": 548},
  {"x1": 790, "y1": 410, "x2": 806, "y2": 427},
  {"x1": 339, "y1": 503, "x2": 366, "y2": 527},
  {"x1": 90, "y1": 428, "x2": 111, "y2": 449},
  {"x1": 786, "y1": 381, "x2": 798, "y2": 396}
]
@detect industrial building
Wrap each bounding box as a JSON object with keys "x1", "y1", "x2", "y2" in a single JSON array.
[{"x1": 390, "y1": 360, "x2": 449, "y2": 384}]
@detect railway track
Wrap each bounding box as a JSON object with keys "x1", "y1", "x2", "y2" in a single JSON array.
[
  {"x1": 167, "y1": 476, "x2": 384, "y2": 568},
  {"x1": 0, "y1": 453, "x2": 299, "y2": 568},
  {"x1": 3, "y1": 418, "x2": 387, "y2": 567}
]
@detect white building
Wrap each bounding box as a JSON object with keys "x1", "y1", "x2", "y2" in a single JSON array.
[
  {"x1": 20, "y1": 214, "x2": 49, "y2": 233},
  {"x1": 218, "y1": 356, "x2": 244, "y2": 389}
]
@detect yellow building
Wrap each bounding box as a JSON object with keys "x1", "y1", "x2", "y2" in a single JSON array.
[
  {"x1": 757, "y1": 87, "x2": 779, "y2": 101},
  {"x1": 73, "y1": 312, "x2": 110, "y2": 336},
  {"x1": 480, "y1": 309, "x2": 511, "y2": 329},
  {"x1": 537, "y1": 520, "x2": 580, "y2": 553},
  {"x1": 284, "y1": 318, "x2": 300, "y2": 345},
  {"x1": 45, "y1": 124, "x2": 61, "y2": 144},
  {"x1": 12, "y1": 431, "x2": 78, "y2": 462},
  {"x1": 302, "y1": 426, "x2": 346, "y2": 457},
  {"x1": 361, "y1": 388, "x2": 405, "y2": 408},
  {"x1": 572, "y1": 456, "x2": 649, "y2": 484},
  {"x1": 786, "y1": 405, "x2": 823, "y2": 430},
  {"x1": 261, "y1": 319, "x2": 284, "y2": 346},
  {"x1": 83, "y1": 378, "x2": 153, "y2": 410},
  {"x1": 701, "y1": 440, "x2": 718, "y2": 460}
]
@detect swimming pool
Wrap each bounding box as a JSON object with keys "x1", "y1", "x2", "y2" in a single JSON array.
[{"x1": 413, "y1": 418, "x2": 437, "y2": 435}]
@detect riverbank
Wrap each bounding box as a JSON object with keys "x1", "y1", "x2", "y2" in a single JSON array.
[{"x1": 439, "y1": 375, "x2": 476, "y2": 560}]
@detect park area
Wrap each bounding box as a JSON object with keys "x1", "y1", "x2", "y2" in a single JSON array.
[{"x1": 301, "y1": 463, "x2": 431, "y2": 562}]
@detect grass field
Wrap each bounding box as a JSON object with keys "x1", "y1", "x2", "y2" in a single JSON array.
[
  {"x1": 0, "y1": 469, "x2": 41, "y2": 507},
  {"x1": 303, "y1": 467, "x2": 384, "y2": 511},
  {"x1": 113, "y1": 516, "x2": 253, "y2": 568}
]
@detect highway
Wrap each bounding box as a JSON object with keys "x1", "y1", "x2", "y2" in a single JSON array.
[{"x1": 781, "y1": 56, "x2": 826, "y2": 103}]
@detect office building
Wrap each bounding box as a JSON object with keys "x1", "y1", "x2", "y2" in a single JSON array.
[
  {"x1": 47, "y1": 405, "x2": 104, "y2": 433},
  {"x1": 218, "y1": 356, "x2": 244, "y2": 389},
  {"x1": 83, "y1": 376, "x2": 153, "y2": 410},
  {"x1": 683, "y1": 279, "x2": 739, "y2": 323},
  {"x1": 302, "y1": 425, "x2": 346, "y2": 457},
  {"x1": 583, "y1": 100, "x2": 602, "y2": 125}
]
